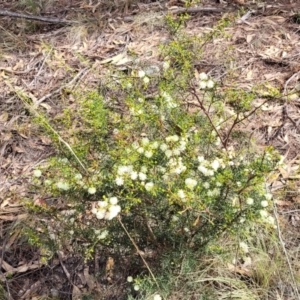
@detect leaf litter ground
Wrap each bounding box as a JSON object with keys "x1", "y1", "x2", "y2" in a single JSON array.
[{"x1": 1, "y1": 0, "x2": 300, "y2": 298}]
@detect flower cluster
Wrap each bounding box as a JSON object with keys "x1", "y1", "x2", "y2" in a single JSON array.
[
  {"x1": 198, "y1": 72, "x2": 215, "y2": 90},
  {"x1": 91, "y1": 197, "x2": 121, "y2": 220}
]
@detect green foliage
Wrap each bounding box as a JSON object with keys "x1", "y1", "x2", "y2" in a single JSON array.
[{"x1": 26, "y1": 17, "x2": 280, "y2": 298}]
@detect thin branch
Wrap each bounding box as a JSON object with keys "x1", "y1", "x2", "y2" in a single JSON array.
[
  {"x1": 118, "y1": 216, "x2": 160, "y2": 289},
  {"x1": 0, "y1": 9, "x2": 79, "y2": 24}
]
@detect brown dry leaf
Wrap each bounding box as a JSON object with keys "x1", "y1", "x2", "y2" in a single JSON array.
[
  {"x1": 0, "y1": 112, "x2": 9, "y2": 123},
  {"x1": 227, "y1": 263, "x2": 252, "y2": 277},
  {"x1": 72, "y1": 285, "x2": 82, "y2": 300},
  {"x1": 0, "y1": 214, "x2": 27, "y2": 221},
  {"x1": 105, "y1": 256, "x2": 115, "y2": 282},
  {"x1": 83, "y1": 266, "x2": 95, "y2": 290},
  {"x1": 275, "y1": 200, "x2": 291, "y2": 206}
]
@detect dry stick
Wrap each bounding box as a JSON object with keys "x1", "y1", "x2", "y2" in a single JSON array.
[
  {"x1": 0, "y1": 9, "x2": 79, "y2": 24},
  {"x1": 117, "y1": 216, "x2": 160, "y2": 289},
  {"x1": 272, "y1": 200, "x2": 300, "y2": 300},
  {"x1": 169, "y1": 7, "x2": 224, "y2": 14}
]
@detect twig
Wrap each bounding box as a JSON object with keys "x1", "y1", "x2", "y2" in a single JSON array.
[
  {"x1": 272, "y1": 199, "x2": 300, "y2": 299},
  {"x1": 169, "y1": 7, "x2": 224, "y2": 14},
  {"x1": 117, "y1": 216, "x2": 160, "y2": 289},
  {"x1": 0, "y1": 9, "x2": 79, "y2": 24},
  {"x1": 35, "y1": 67, "x2": 90, "y2": 106}
]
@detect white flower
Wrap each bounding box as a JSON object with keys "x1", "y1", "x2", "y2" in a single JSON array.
[
  {"x1": 143, "y1": 77, "x2": 150, "y2": 84},
  {"x1": 96, "y1": 209, "x2": 106, "y2": 220},
  {"x1": 98, "y1": 230, "x2": 108, "y2": 239},
  {"x1": 265, "y1": 193, "x2": 273, "y2": 200},
  {"x1": 140, "y1": 166, "x2": 148, "y2": 173},
  {"x1": 134, "y1": 285, "x2": 140, "y2": 291},
  {"x1": 177, "y1": 189, "x2": 186, "y2": 199},
  {"x1": 74, "y1": 173, "x2": 82, "y2": 180},
  {"x1": 151, "y1": 141, "x2": 159, "y2": 149},
  {"x1": 98, "y1": 201, "x2": 108, "y2": 208},
  {"x1": 141, "y1": 137, "x2": 150, "y2": 146},
  {"x1": 261, "y1": 200, "x2": 268, "y2": 207},
  {"x1": 185, "y1": 178, "x2": 197, "y2": 190},
  {"x1": 166, "y1": 135, "x2": 179, "y2": 143},
  {"x1": 139, "y1": 172, "x2": 147, "y2": 181},
  {"x1": 137, "y1": 147, "x2": 144, "y2": 154},
  {"x1": 198, "y1": 165, "x2": 208, "y2": 175},
  {"x1": 239, "y1": 242, "x2": 249, "y2": 253},
  {"x1": 138, "y1": 70, "x2": 146, "y2": 78},
  {"x1": 197, "y1": 156, "x2": 205, "y2": 163},
  {"x1": 165, "y1": 149, "x2": 173, "y2": 158},
  {"x1": 145, "y1": 182, "x2": 154, "y2": 191},
  {"x1": 211, "y1": 159, "x2": 220, "y2": 171},
  {"x1": 106, "y1": 205, "x2": 121, "y2": 220},
  {"x1": 163, "y1": 61, "x2": 170, "y2": 70},
  {"x1": 91, "y1": 207, "x2": 97, "y2": 214},
  {"x1": 109, "y1": 197, "x2": 118, "y2": 205},
  {"x1": 153, "y1": 295, "x2": 162, "y2": 300},
  {"x1": 203, "y1": 182, "x2": 210, "y2": 189},
  {"x1": 33, "y1": 170, "x2": 42, "y2": 177},
  {"x1": 88, "y1": 187, "x2": 97, "y2": 194},
  {"x1": 260, "y1": 210, "x2": 268, "y2": 218},
  {"x1": 117, "y1": 166, "x2": 129, "y2": 176},
  {"x1": 246, "y1": 198, "x2": 254, "y2": 205},
  {"x1": 199, "y1": 72, "x2": 208, "y2": 80},
  {"x1": 115, "y1": 177, "x2": 124, "y2": 186},
  {"x1": 132, "y1": 141, "x2": 139, "y2": 149},
  {"x1": 207, "y1": 79, "x2": 215, "y2": 89},
  {"x1": 172, "y1": 148, "x2": 181, "y2": 156},
  {"x1": 127, "y1": 276, "x2": 133, "y2": 283},
  {"x1": 130, "y1": 171, "x2": 138, "y2": 180},
  {"x1": 199, "y1": 81, "x2": 207, "y2": 89},
  {"x1": 145, "y1": 150, "x2": 153, "y2": 158},
  {"x1": 160, "y1": 143, "x2": 168, "y2": 151},
  {"x1": 56, "y1": 181, "x2": 70, "y2": 191},
  {"x1": 158, "y1": 166, "x2": 166, "y2": 173}
]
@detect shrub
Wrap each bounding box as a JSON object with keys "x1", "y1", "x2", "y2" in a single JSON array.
[{"x1": 26, "y1": 14, "x2": 279, "y2": 296}]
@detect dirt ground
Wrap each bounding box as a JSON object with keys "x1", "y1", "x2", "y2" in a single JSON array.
[{"x1": 1, "y1": 0, "x2": 300, "y2": 299}]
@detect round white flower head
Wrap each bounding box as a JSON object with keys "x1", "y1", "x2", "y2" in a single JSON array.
[
  {"x1": 33, "y1": 170, "x2": 42, "y2": 178},
  {"x1": 106, "y1": 205, "x2": 121, "y2": 220},
  {"x1": 199, "y1": 72, "x2": 208, "y2": 80},
  {"x1": 145, "y1": 182, "x2": 154, "y2": 191},
  {"x1": 211, "y1": 159, "x2": 220, "y2": 171},
  {"x1": 134, "y1": 285, "x2": 140, "y2": 291},
  {"x1": 141, "y1": 137, "x2": 150, "y2": 146},
  {"x1": 98, "y1": 230, "x2": 109, "y2": 239},
  {"x1": 96, "y1": 209, "x2": 106, "y2": 220},
  {"x1": 260, "y1": 210, "x2": 268, "y2": 218},
  {"x1": 198, "y1": 165, "x2": 208, "y2": 175},
  {"x1": 163, "y1": 61, "x2": 170, "y2": 70},
  {"x1": 177, "y1": 189, "x2": 186, "y2": 199},
  {"x1": 166, "y1": 135, "x2": 179, "y2": 143},
  {"x1": 115, "y1": 177, "x2": 124, "y2": 186},
  {"x1": 74, "y1": 173, "x2": 82, "y2": 180},
  {"x1": 88, "y1": 187, "x2": 97, "y2": 195},
  {"x1": 140, "y1": 166, "x2": 148, "y2": 173},
  {"x1": 206, "y1": 79, "x2": 215, "y2": 89},
  {"x1": 203, "y1": 182, "x2": 210, "y2": 189},
  {"x1": 150, "y1": 141, "x2": 159, "y2": 149},
  {"x1": 143, "y1": 77, "x2": 150, "y2": 84},
  {"x1": 137, "y1": 147, "x2": 144, "y2": 154},
  {"x1": 246, "y1": 198, "x2": 254, "y2": 205},
  {"x1": 261, "y1": 200, "x2": 268, "y2": 208},
  {"x1": 138, "y1": 70, "x2": 146, "y2": 78},
  {"x1": 185, "y1": 178, "x2": 197, "y2": 190},
  {"x1": 172, "y1": 148, "x2": 181, "y2": 156},
  {"x1": 153, "y1": 295, "x2": 162, "y2": 300},
  {"x1": 165, "y1": 149, "x2": 173, "y2": 158},
  {"x1": 127, "y1": 276, "x2": 133, "y2": 283},
  {"x1": 57, "y1": 181, "x2": 70, "y2": 191},
  {"x1": 109, "y1": 197, "x2": 118, "y2": 205},
  {"x1": 132, "y1": 141, "x2": 139, "y2": 149},
  {"x1": 265, "y1": 193, "x2": 273, "y2": 200},
  {"x1": 130, "y1": 171, "x2": 138, "y2": 180},
  {"x1": 98, "y1": 201, "x2": 108, "y2": 208},
  {"x1": 160, "y1": 143, "x2": 168, "y2": 152},
  {"x1": 139, "y1": 172, "x2": 147, "y2": 181},
  {"x1": 199, "y1": 81, "x2": 207, "y2": 89},
  {"x1": 117, "y1": 166, "x2": 129, "y2": 176},
  {"x1": 145, "y1": 150, "x2": 153, "y2": 158},
  {"x1": 91, "y1": 207, "x2": 97, "y2": 214},
  {"x1": 239, "y1": 242, "x2": 249, "y2": 253}
]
